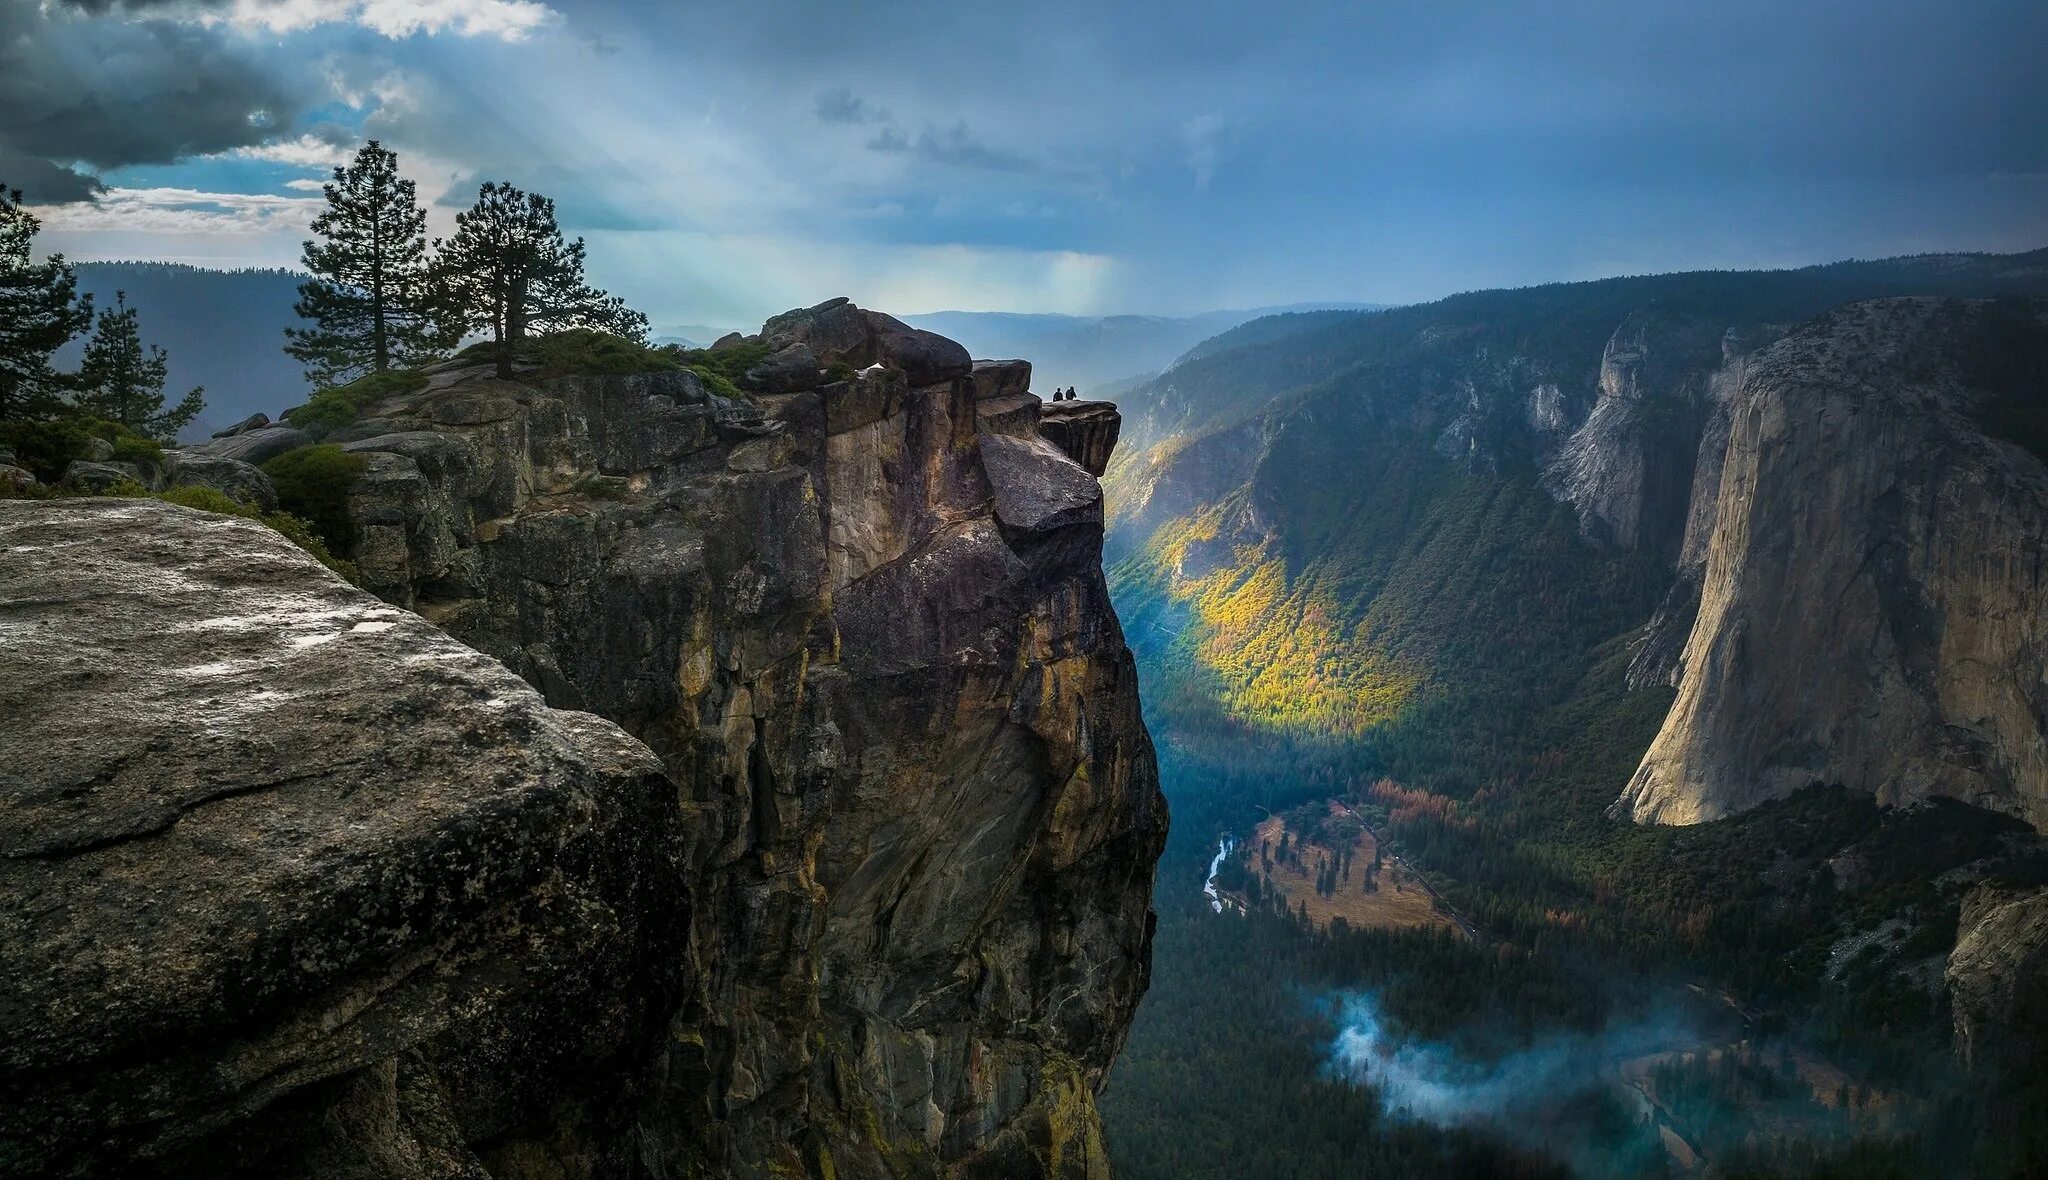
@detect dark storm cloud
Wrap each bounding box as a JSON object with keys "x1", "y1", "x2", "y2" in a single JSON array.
[
  {"x1": 0, "y1": 152, "x2": 106, "y2": 204},
  {"x1": 0, "y1": 3, "x2": 308, "y2": 199}
]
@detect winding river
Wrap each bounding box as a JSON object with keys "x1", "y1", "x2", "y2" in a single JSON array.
[{"x1": 1203, "y1": 836, "x2": 1235, "y2": 913}]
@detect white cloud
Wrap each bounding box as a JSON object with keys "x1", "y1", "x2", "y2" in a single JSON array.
[
  {"x1": 166, "y1": 0, "x2": 560, "y2": 40},
  {"x1": 284, "y1": 177, "x2": 326, "y2": 190},
  {"x1": 213, "y1": 134, "x2": 353, "y2": 169},
  {"x1": 35, "y1": 186, "x2": 323, "y2": 236}
]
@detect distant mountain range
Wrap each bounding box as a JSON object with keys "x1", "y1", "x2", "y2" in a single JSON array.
[
  {"x1": 57, "y1": 261, "x2": 1384, "y2": 441},
  {"x1": 902, "y1": 304, "x2": 1387, "y2": 397}
]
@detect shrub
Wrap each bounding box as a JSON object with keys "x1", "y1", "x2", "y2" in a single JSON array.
[
  {"x1": 535, "y1": 329, "x2": 679, "y2": 375},
  {"x1": 458, "y1": 329, "x2": 679, "y2": 378},
  {"x1": 283, "y1": 368, "x2": 429, "y2": 435},
  {"x1": 262, "y1": 443, "x2": 368, "y2": 554},
  {"x1": 0, "y1": 416, "x2": 162, "y2": 481},
  {"x1": 669, "y1": 340, "x2": 772, "y2": 399},
  {"x1": 108, "y1": 432, "x2": 162, "y2": 465}
]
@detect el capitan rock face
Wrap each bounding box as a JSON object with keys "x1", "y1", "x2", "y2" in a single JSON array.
[
  {"x1": 0, "y1": 306, "x2": 1165, "y2": 1179},
  {"x1": 1616, "y1": 298, "x2": 2048, "y2": 828}
]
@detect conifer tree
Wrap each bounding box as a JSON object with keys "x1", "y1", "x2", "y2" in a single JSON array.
[
  {"x1": 437, "y1": 181, "x2": 647, "y2": 378},
  {"x1": 286, "y1": 141, "x2": 449, "y2": 385},
  {"x1": 0, "y1": 186, "x2": 93, "y2": 420},
  {"x1": 76, "y1": 291, "x2": 203, "y2": 440}
]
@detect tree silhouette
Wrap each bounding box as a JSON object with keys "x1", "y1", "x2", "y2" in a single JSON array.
[
  {"x1": 437, "y1": 182, "x2": 646, "y2": 378},
  {"x1": 286, "y1": 141, "x2": 451, "y2": 385},
  {"x1": 0, "y1": 186, "x2": 93, "y2": 420},
  {"x1": 76, "y1": 291, "x2": 203, "y2": 440}
]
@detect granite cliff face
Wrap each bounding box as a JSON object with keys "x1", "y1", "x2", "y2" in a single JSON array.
[
  {"x1": 0, "y1": 303, "x2": 1165, "y2": 1178},
  {"x1": 1616, "y1": 298, "x2": 2048, "y2": 829}
]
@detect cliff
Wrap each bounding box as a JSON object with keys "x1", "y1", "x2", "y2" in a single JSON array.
[
  {"x1": 0, "y1": 303, "x2": 1166, "y2": 1178},
  {"x1": 1616, "y1": 298, "x2": 2048, "y2": 828}
]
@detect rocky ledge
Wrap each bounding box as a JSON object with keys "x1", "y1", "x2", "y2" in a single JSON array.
[
  {"x1": 0, "y1": 302, "x2": 1166, "y2": 1179},
  {"x1": 0, "y1": 498, "x2": 682, "y2": 1176}
]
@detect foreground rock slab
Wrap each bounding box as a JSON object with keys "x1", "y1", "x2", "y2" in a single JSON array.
[{"x1": 0, "y1": 498, "x2": 683, "y2": 1177}]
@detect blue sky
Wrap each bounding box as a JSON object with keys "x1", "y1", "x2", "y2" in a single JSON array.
[{"x1": 7, "y1": 0, "x2": 2046, "y2": 330}]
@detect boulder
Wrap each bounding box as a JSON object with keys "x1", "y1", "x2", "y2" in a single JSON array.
[
  {"x1": 743, "y1": 342, "x2": 825, "y2": 393},
  {"x1": 211, "y1": 412, "x2": 271, "y2": 438},
  {"x1": 0, "y1": 497, "x2": 684, "y2": 1176},
  {"x1": 982, "y1": 433, "x2": 1105, "y2": 540},
  {"x1": 709, "y1": 331, "x2": 751, "y2": 352},
  {"x1": 761, "y1": 296, "x2": 876, "y2": 365},
  {"x1": 864, "y1": 309, "x2": 972, "y2": 385},
  {"x1": 163, "y1": 451, "x2": 278, "y2": 511},
  {"x1": 84, "y1": 436, "x2": 115, "y2": 462},
  {"x1": 195, "y1": 424, "x2": 312, "y2": 466},
  {"x1": 60, "y1": 460, "x2": 140, "y2": 494},
  {"x1": 0, "y1": 464, "x2": 34, "y2": 492}
]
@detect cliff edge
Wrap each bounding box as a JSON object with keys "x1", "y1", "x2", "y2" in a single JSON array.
[{"x1": 0, "y1": 302, "x2": 1166, "y2": 1179}]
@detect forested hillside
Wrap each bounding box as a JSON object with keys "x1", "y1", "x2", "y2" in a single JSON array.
[{"x1": 1100, "y1": 251, "x2": 2048, "y2": 1178}]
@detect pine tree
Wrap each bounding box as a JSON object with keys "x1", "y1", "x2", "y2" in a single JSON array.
[
  {"x1": 0, "y1": 186, "x2": 93, "y2": 420},
  {"x1": 437, "y1": 181, "x2": 647, "y2": 378},
  {"x1": 286, "y1": 141, "x2": 450, "y2": 385},
  {"x1": 76, "y1": 291, "x2": 203, "y2": 440}
]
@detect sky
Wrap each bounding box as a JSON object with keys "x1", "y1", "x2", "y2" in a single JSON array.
[{"x1": 6, "y1": 0, "x2": 2046, "y2": 330}]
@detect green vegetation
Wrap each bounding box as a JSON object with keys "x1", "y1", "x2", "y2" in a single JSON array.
[
  {"x1": 1103, "y1": 261, "x2": 2048, "y2": 1178},
  {"x1": 74, "y1": 290, "x2": 203, "y2": 440},
  {"x1": 283, "y1": 368, "x2": 429, "y2": 435},
  {"x1": 1, "y1": 184, "x2": 205, "y2": 445},
  {"x1": 458, "y1": 327, "x2": 680, "y2": 377},
  {"x1": 0, "y1": 185, "x2": 95, "y2": 421},
  {"x1": 1, "y1": 416, "x2": 163, "y2": 482},
  {"x1": 262, "y1": 444, "x2": 368, "y2": 554},
  {"x1": 667, "y1": 339, "x2": 773, "y2": 399},
  {"x1": 438, "y1": 181, "x2": 649, "y2": 379},
  {"x1": 287, "y1": 140, "x2": 455, "y2": 386},
  {"x1": 282, "y1": 144, "x2": 656, "y2": 385}
]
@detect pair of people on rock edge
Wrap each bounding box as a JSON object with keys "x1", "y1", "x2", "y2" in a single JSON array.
[{"x1": 1049, "y1": 386, "x2": 1080, "y2": 402}]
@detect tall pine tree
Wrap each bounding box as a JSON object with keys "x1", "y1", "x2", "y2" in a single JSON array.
[
  {"x1": 286, "y1": 141, "x2": 449, "y2": 385},
  {"x1": 76, "y1": 291, "x2": 203, "y2": 440},
  {"x1": 437, "y1": 181, "x2": 647, "y2": 378},
  {"x1": 0, "y1": 186, "x2": 93, "y2": 420}
]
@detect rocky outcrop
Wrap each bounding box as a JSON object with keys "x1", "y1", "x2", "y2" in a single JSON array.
[
  {"x1": 2, "y1": 304, "x2": 1165, "y2": 1177},
  {"x1": 1947, "y1": 883, "x2": 2048, "y2": 1077},
  {"x1": 754, "y1": 296, "x2": 973, "y2": 387},
  {"x1": 0, "y1": 498, "x2": 682, "y2": 1177},
  {"x1": 1039, "y1": 401, "x2": 1122, "y2": 479},
  {"x1": 1542, "y1": 312, "x2": 1728, "y2": 561},
  {"x1": 193, "y1": 423, "x2": 313, "y2": 465},
  {"x1": 1617, "y1": 298, "x2": 2048, "y2": 828}
]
